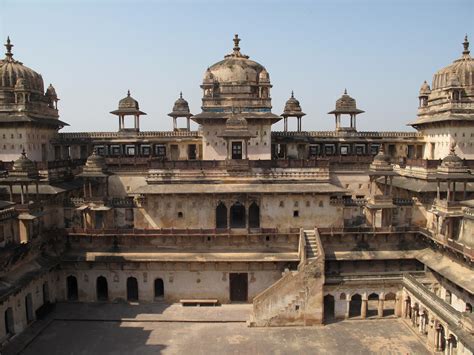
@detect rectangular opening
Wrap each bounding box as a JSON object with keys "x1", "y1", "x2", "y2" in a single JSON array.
[
  {"x1": 232, "y1": 141, "x2": 243, "y2": 160},
  {"x1": 229, "y1": 273, "x2": 248, "y2": 302}
]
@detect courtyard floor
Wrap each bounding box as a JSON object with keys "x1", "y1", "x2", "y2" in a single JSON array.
[{"x1": 6, "y1": 303, "x2": 429, "y2": 355}]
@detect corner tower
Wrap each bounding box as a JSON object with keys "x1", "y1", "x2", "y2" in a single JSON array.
[{"x1": 192, "y1": 35, "x2": 281, "y2": 160}]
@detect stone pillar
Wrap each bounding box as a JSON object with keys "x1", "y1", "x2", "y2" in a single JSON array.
[
  {"x1": 345, "y1": 298, "x2": 350, "y2": 319},
  {"x1": 187, "y1": 118, "x2": 190, "y2": 131},
  {"x1": 377, "y1": 299, "x2": 384, "y2": 317},
  {"x1": 361, "y1": 299, "x2": 367, "y2": 319}
]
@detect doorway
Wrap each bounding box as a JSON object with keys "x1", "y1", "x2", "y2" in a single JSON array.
[
  {"x1": 248, "y1": 202, "x2": 260, "y2": 228},
  {"x1": 67, "y1": 276, "x2": 78, "y2": 301},
  {"x1": 216, "y1": 202, "x2": 227, "y2": 229},
  {"x1": 229, "y1": 273, "x2": 248, "y2": 302},
  {"x1": 324, "y1": 294, "x2": 335, "y2": 321},
  {"x1": 96, "y1": 276, "x2": 109, "y2": 301},
  {"x1": 154, "y1": 279, "x2": 164, "y2": 299},
  {"x1": 127, "y1": 277, "x2": 139, "y2": 301},
  {"x1": 4, "y1": 308, "x2": 14, "y2": 336},
  {"x1": 25, "y1": 293, "x2": 34, "y2": 323}
]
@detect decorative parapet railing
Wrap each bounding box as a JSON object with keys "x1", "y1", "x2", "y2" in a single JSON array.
[
  {"x1": 148, "y1": 159, "x2": 330, "y2": 170},
  {"x1": 56, "y1": 131, "x2": 201, "y2": 140},
  {"x1": 0, "y1": 207, "x2": 18, "y2": 221},
  {"x1": 272, "y1": 131, "x2": 422, "y2": 138},
  {"x1": 0, "y1": 159, "x2": 86, "y2": 172},
  {"x1": 464, "y1": 207, "x2": 474, "y2": 218},
  {"x1": 330, "y1": 198, "x2": 367, "y2": 206},
  {"x1": 65, "y1": 227, "x2": 296, "y2": 236},
  {"x1": 393, "y1": 198, "x2": 414, "y2": 206},
  {"x1": 402, "y1": 273, "x2": 462, "y2": 326}
]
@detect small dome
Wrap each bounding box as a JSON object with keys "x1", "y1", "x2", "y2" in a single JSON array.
[
  {"x1": 431, "y1": 35, "x2": 473, "y2": 90},
  {"x1": 168, "y1": 92, "x2": 192, "y2": 118},
  {"x1": 12, "y1": 150, "x2": 38, "y2": 178},
  {"x1": 419, "y1": 81, "x2": 431, "y2": 96},
  {"x1": 203, "y1": 68, "x2": 215, "y2": 83},
  {"x1": 282, "y1": 91, "x2": 306, "y2": 117},
  {"x1": 119, "y1": 90, "x2": 139, "y2": 110},
  {"x1": 82, "y1": 151, "x2": 108, "y2": 176},
  {"x1": 45, "y1": 83, "x2": 57, "y2": 98},
  {"x1": 369, "y1": 146, "x2": 393, "y2": 173},
  {"x1": 441, "y1": 144, "x2": 463, "y2": 167},
  {"x1": 0, "y1": 37, "x2": 44, "y2": 94},
  {"x1": 328, "y1": 89, "x2": 365, "y2": 114},
  {"x1": 259, "y1": 68, "x2": 270, "y2": 82}
]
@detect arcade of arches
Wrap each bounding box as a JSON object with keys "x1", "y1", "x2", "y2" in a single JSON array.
[{"x1": 215, "y1": 201, "x2": 260, "y2": 229}]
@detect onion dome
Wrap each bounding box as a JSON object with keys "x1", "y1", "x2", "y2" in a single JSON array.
[
  {"x1": 81, "y1": 150, "x2": 108, "y2": 177},
  {"x1": 11, "y1": 150, "x2": 39, "y2": 179},
  {"x1": 168, "y1": 92, "x2": 192, "y2": 118},
  {"x1": 0, "y1": 37, "x2": 44, "y2": 94},
  {"x1": 419, "y1": 81, "x2": 431, "y2": 96},
  {"x1": 432, "y1": 35, "x2": 473, "y2": 90},
  {"x1": 328, "y1": 89, "x2": 365, "y2": 115},
  {"x1": 110, "y1": 90, "x2": 146, "y2": 116},
  {"x1": 369, "y1": 146, "x2": 393, "y2": 173},
  {"x1": 282, "y1": 91, "x2": 306, "y2": 118}
]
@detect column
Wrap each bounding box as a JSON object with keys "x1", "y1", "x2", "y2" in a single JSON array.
[
  {"x1": 446, "y1": 181, "x2": 451, "y2": 202},
  {"x1": 20, "y1": 184, "x2": 25, "y2": 204},
  {"x1": 89, "y1": 181, "x2": 92, "y2": 198},
  {"x1": 377, "y1": 299, "x2": 384, "y2": 317},
  {"x1": 173, "y1": 118, "x2": 177, "y2": 131},
  {"x1": 452, "y1": 182, "x2": 456, "y2": 201},
  {"x1": 187, "y1": 118, "x2": 190, "y2": 131},
  {"x1": 437, "y1": 181, "x2": 440, "y2": 200},
  {"x1": 284, "y1": 117, "x2": 288, "y2": 132},
  {"x1": 361, "y1": 299, "x2": 367, "y2": 319},
  {"x1": 345, "y1": 298, "x2": 350, "y2": 319}
]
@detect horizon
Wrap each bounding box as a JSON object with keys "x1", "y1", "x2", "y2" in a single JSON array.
[{"x1": 0, "y1": 0, "x2": 473, "y2": 133}]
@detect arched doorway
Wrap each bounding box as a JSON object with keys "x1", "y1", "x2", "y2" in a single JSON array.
[
  {"x1": 25, "y1": 293, "x2": 34, "y2": 324},
  {"x1": 216, "y1": 202, "x2": 227, "y2": 229},
  {"x1": 42, "y1": 282, "x2": 50, "y2": 304},
  {"x1": 67, "y1": 276, "x2": 78, "y2": 301},
  {"x1": 324, "y1": 294, "x2": 335, "y2": 321},
  {"x1": 466, "y1": 303, "x2": 472, "y2": 313},
  {"x1": 230, "y1": 202, "x2": 246, "y2": 228},
  {"x1": 384, "y1": 292, "x2": 396, "y2": 316},
  {"x1": 127, "y1": 277, "x2": 139, "y2": 301},
  {"x1": 154, "y1": 278, "x2": 164, "y2": 299},
  {"x1": 248, "y1": 202, "x2": 260, "y2": 228},
  {"x1": 96, "y1": 276, "x2": 108, "y2": 301},
  {"x1": 367, "y1": 293, "x2": 379, "y2": 317},
  {"x1": 349, "y1": 294, "x2": 362, "y2": 318},
  {"x1": 4, "y1": 307, "x2": 14, "y2": 336}
]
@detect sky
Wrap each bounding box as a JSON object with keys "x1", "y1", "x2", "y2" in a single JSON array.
[{"x1": 0, "y1": 0, "x2": 472, "y2": 132}]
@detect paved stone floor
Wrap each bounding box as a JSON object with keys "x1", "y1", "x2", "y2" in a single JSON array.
[{"x1": 10, "y1": 303, "x2": 429, "y2": 355}]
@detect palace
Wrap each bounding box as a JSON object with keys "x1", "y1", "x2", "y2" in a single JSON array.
[{"x1": 0, "y1": 34, "x2": 473, "y2": 354}]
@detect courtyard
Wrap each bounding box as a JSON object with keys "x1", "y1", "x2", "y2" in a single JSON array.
[{"x1": 7, "y1": 303, "x2": 429, "y2": 355}]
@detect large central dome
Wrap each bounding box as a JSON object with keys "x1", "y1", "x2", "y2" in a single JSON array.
[{"x1": 206, "y1": 35, "x2": 267, "y2": 84}]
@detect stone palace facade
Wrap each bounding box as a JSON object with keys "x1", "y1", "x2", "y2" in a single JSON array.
[{"x1": 0, "y1": 34, "x2": 473, "y2": 354}]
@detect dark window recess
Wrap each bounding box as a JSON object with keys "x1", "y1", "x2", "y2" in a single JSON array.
[
  {"x1": 293, "y1": 210, "x2": 299, "y2": 217},
  {"x1": 232, "y1": 142, "x2": 243, "y2": 160},
  {"x1": 155, "y1": 145, "x2": 166, "y2": 157},
  {"x1": 188, "y1": 144, "x2": 197, "y2": 160}
]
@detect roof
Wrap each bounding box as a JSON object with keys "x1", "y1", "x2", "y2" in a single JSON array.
[
  {"x1": 416, "y1": 248, "x2": 474, "y2": 294},
  {"x1": 0, "y1": 180, "x2": 83, "y2": 195},
  {"x1": 377, "y1": 176, "x2": 474, "y2": 193},
  {"x1": 133, "y1": 182, "x2": 347, "y2": 195}
]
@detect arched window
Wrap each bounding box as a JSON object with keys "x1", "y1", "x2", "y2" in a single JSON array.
[
  {"x1": 384, "y1": 292, "x2": 396, "y2": 316},
  {"x1": 230, "y1": 202, "x2": 246, "y2": 228},
  {"x1": 154, "y1": 279, "x2": 164, "y2": 299},
  {"x1": 367, "y1": 293, "x2": 379, "y2": 317},
  {"x1": 67, "y1": 275, "x2": 78, "y2": 301},
  {"x1": 216, "y1": 202, "x2": 227, "y2": 229},
  {"x1": 4, "y1": 307, "x2": 14, "y2": 336},
  {"x1": 248, "y1": 202, "x2": 260, "y2": 228},
  {"x1": 339, "y1": 292, "x2": 346, "y2": 300},
  {"x1": 127, "y1": 277, "x2": 139, "y2": 301},
  {"x1": 96, "y1": 276, "x2": 109, "y2": 301}
]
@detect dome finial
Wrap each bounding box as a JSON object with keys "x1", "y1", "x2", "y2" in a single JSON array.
[
  {"x1": 450, "y1": 141, "x2": 456, "y2": 155},
  {"x1": 127, "y1": 89, "x2": 130, "y2": 97},
  {"x1": 463, "y1": 34, "x2": 470, "y2": 55},
  {"x1": 233, "y1": 34, "x2": 241, "y2": 53},
  {"x1": 291, "y1": 90, "x2": 294, "y2": 98},
  {"x1": 344, "y1": 88, "x2": 347, "y2": 95},
  {"x1": 180, "y1": 91, "x2": 183, "y2": 99},
  {"x1": 4, "y1": 36, "x2": 13, "y2": 60}
]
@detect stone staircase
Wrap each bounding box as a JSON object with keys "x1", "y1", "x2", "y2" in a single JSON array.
[
  {"x1": 304, "y1": 230, "x2": 318, "y2": 260},
  {"x1": 249, "y1": 228, "x2": 325, "y2": 327}
]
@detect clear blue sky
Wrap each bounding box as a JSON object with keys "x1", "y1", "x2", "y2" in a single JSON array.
[{"x1": 0, "y1": 0, "x2": 472, "y2": 132}]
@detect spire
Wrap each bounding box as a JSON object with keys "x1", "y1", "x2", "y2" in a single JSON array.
[
  {"x1": 344, "y1": 88, "x2": 347, "y2": 95},
  {"x1": 180, "y1": 91, "x2": 183, "y2": 99},
  {"x1": 233, "y1": 34, "x2": 241, "y2": 52},
  {"x1": 291, "y1": 90, "x2": 294, "y2": 98},
  {"x1": 463, "y1": 34, "x2": 470, "y2": 56},
  {"x1": 21, "y1": 148, "x2": 26, "y2": 158},
  {"x1": 127, "y1": 89, "x2": 131, "y2": 97},
  {"x1": 4, "y1": 36, "x2": 13, "y2": 61}
]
